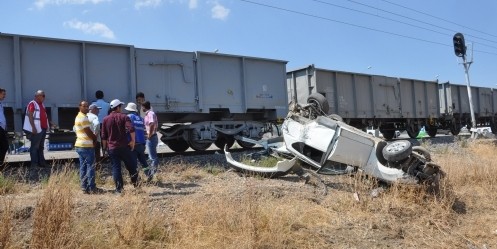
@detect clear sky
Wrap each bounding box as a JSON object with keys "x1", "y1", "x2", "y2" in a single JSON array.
[{"x1": 1, "y1": 0, "x2": 497, "y2": 88}]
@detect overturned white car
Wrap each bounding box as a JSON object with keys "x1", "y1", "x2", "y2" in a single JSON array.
[{"x1": 225, "y1": 93, "x2": 443, "y2": 187}]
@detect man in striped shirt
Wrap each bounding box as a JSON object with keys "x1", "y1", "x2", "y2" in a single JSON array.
[{"x1": 74, "y1": 101, "x2": 99, "y2": 194}]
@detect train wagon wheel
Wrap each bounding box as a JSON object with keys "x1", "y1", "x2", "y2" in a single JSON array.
[
  {"x1": 167, "y1": 139, "x2": 189, "y2": 152},
  {"x1": 188, "y1": 131, "x2": 212, "y2": 151},
  {"x1": 450, "y1": 123, "x2": 461, "y2": 136},
  {"x1": 215, "y1": 135, "x2": 235, "y2": 150},
  {"x1": 188, "y1": 140, "x2": 212, "y2": 151},
  {"x1": 426, "y1": 127, "x2": 437, "y2": 138},
  {"x1": 406, "y1": 125, "x2": 420, "y2": 139},
  {"x1": 382, "y1": 130, "x2": 395, "y2": 140}
]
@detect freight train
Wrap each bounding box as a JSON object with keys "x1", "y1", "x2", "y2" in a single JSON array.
[
  {"x1": 0, "y1": 33, "x2": 288, "y2": 152},
  {"x1": 287, "y1": 65, "x2": 497, "y2": 139},
  {"x1": 1, "y1": 33, "x2": 495, "y2": 152}
]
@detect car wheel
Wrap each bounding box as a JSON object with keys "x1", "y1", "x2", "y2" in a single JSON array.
[
  {"x1": 412, "y1": 146, "x2": 431, "y2": 162},
  {"x1": 382, "y1": 140, "x2": 412, "y2": 162},
  {"x1": 307, "y1": 93, "x2": 329, "y2": 114},
  {"x1": 375, "y1": 141, "x2": 388, "y2": 165}
]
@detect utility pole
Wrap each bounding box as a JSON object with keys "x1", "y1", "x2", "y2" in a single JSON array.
[{"x1": 453, "y1": 33, "x2": 477, "y2": 138}]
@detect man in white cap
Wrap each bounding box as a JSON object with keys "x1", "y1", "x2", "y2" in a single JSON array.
[
  {"x1": 125, "y1": 102, "x2": 151, "y2": 182},
  {"x1": 88, "y1": 103, "x2": 102, "y2": 166},
  {"x1": 101, "y1": 99, "x2": 139, "y2": 194}
]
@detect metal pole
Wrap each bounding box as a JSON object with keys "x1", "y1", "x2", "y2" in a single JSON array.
[{"x1": 462, "y1": 56, "x2": 477, "y2": 137}]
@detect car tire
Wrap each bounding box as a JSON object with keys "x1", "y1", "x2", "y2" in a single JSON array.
[
  {"x1": 382, "y1": 140, "x2": 412, "y2": 162},
  {"x1": 412, "y1": 146, "x2": 431, "y2": 162},
  {"x1": 375, "y1": 141, "x2": 388, "y2": 165},
  {"x1": 307, "y1": 93, "x2": 329, "y2": 114}
]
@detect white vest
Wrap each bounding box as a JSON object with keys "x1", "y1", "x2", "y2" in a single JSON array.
[{"x1": 23, "y1": 100, "x2": 43, "y2": 133}]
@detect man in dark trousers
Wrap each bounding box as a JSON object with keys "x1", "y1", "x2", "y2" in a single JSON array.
[
  {"x1": 0, "y1": 88, "x2": 9, "y2": 165},
  {"x1": 101, "y1": 99, "x2": 140, "y2": 194},
  {"x1": 23, "y1": 90, "x2": 49, "y2": 168}
]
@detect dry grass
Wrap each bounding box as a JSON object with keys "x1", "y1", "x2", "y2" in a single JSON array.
[
  {"x1": 30, "y1": 166, "x2": 75, "y2": 249},
  {"x1": 0, "y1": 140, "x2": 496, "y2": 248},
  {"x1": 0, "y1": 199, "x2": 13, "y2": 249}
]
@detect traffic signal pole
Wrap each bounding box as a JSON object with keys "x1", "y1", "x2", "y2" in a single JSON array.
[
  {"x1": 453, "y1": 33, "x2": 477, "y2": 138},
  {"x1": 462, "y1": 56, "x2": 477, "y2": 133}
]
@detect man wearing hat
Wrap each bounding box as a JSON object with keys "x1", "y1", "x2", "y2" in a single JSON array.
[
  {"x1": 101, "y1": 99, "x2": 139, "y2": 194},
  {"x1": 88, "y1": 103, "x2": 102, "y2": 166},
  {"x1": 125, "y1": 102, "x2": 151, "y2": 182}
]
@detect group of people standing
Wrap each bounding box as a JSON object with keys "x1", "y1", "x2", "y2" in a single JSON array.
[
  {"x1": 0, "y1": 89, "x2": 159, "y2": 194},
  {"x1": 74, "y1": 91, "x2": 159, "y2": 194}
]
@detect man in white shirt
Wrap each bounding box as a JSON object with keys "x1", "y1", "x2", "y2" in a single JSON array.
[{"x1": 88, "y1": 104, "x2": 102, "y2": 166}]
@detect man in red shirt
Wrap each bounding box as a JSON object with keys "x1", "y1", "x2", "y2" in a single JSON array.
[
  {"x1": 101, "y1": 99, "x2": 139, "y2": 194},
  {"x1": 23, "y1": 90, "x2": 50, "y2": 168}
]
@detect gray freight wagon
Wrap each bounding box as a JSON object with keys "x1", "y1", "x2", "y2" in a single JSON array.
[
  {"x1": 439, "y1": 82, "x2": 497, "y2": 135},
  {"x1": 287, "y1": 65, "x2": 441, "y2": 139},
  {"x1": 0, "y1": 33, "x2": 288, "y2": 152}
]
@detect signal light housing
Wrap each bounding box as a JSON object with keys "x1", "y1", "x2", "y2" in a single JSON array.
[{"x1": 453, "y1": 33, "x2": 466, "y2": 57}]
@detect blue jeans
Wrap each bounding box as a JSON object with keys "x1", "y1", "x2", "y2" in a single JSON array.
[
  {"x1": 76, "y1": 147, "x2": 96, "y2": 192},
  {"x1": 146, "y1": 135, "x2": 159, "y2": 177},
  {"x1": 108, "y1": 146, "x2": 139, "y2": 192},
  {"x1": 28, "y1": 129, "x2": 47, "y2": 167},
  {"x1": 132, "y1": 143, "x2": 149, "y2": 174}
]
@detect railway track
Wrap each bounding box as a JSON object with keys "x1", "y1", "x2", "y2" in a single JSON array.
[{"x1": 3, "y1": 145, "x2": 261, "y2": 168}]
